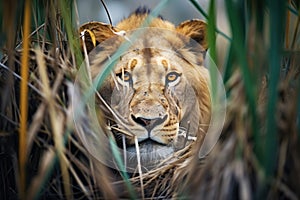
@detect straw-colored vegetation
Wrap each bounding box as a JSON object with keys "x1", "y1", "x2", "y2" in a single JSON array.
[{"x1": 0, "y1": 0, "x2": 299, "y2": 199}]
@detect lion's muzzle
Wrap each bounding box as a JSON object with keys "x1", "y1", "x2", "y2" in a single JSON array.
[{"x1": 131, "y1": 114, "x2": 167, "y2": 132}]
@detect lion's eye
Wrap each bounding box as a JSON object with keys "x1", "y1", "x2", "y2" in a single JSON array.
[
  {"x1": 116, "y1": 71, "x2": 131, "y2": 82},
  {"x1": 166, "y1": 72, "x2": 181, "y2": 85}
]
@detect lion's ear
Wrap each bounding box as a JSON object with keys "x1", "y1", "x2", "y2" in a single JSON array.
[
  {"x1": 176, "y1": 20, "x2": 208, "y2": 51},
  {"x1": 79, "y1": 22, "x2": 114, "y2": 53}
]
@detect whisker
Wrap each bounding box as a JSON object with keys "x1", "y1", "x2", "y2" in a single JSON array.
[
  {"x1": 110, "y1": 125, "x2": 134, "y2": 138},
  {"x1": 177, "y1": 126, "x2": 197, "y2": 148},
  {"x1": 183, "y1": 121, "x2": 190, "y2": 148},
  {"x1": 122, "y1": 135, "x2": 127, "y2": 169},
  {"x1": 134, "y1": 136, "x2": 145, "y2": 198}
]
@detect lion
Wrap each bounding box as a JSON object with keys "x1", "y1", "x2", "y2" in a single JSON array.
[{"x1": 79, "y1": 7, "x2": 211, "y2": 171}]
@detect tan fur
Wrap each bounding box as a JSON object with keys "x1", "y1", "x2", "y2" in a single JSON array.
[
  {"x1": 117, "y1": 13, "x2": 175, "y2": 30},
  {"x1": 80, "y1": 11, "x2": 211, "y2": 165}
]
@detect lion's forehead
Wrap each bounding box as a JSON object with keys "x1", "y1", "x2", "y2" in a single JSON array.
[{"x1": 115, "y1": 49, "x2": 184, "y2": 77}]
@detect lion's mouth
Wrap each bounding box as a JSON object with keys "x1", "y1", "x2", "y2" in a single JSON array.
[
  {"x1": 127, "y1": 138, "x2": 171, "y2": 153},
  {"x1": 109, "y1": 127, "x2": 193, "y2": 171},
  {"x1": 124, "y1": 139, "x2": 174, "y2": 168}
]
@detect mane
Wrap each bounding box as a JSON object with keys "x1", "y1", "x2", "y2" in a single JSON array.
[
  {"x1": 133, "y1": 6, "x2": 164, "y2": 19},
  {"x1": 116, "y1": 7, "x2": 172, "y2": 30},
  {"x1": 134, "y1": 6, "x2": 151, "y2": 15}
]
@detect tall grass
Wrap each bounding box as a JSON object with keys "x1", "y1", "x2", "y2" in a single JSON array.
[
  {"x1": 19, "y1": 0, "x2": 31, "y2": 198},
  {"x1": 0, "y1": 0, "x2": 299, "y2": 199},
  {"x1": 264, "y1": 0, "x2": 286, "y2": 186}
]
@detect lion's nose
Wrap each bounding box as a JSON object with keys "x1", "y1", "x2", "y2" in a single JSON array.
[{"x1": 131, "y1": 115, "x2": 167, "y2": 131}]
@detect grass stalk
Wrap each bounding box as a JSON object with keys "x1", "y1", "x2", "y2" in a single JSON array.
[
  {"x1": 207, "y1": 0, "x2": 218, "y2": 102},
  {"x1": 263, "y1": 0, "x2": 286, "y2": 180},
  {"x1": 189, "y1": 0, "x2": 231, "y2": 41},
  {"x1": 19, "y1": 0, "x2": 31, "y2": 198},
  {"x1": 27, "y1": 149, "x2": 57, "y2": 200},
  {"x1": 109, "y1": 135, "x2": 137, "y2": 199},
  {"x1": 291, "y1": 5, "x2": 300, "y2": 49},
  {"x1": 58, "y1": 0, "x2": 83, "y2": 67},
  {"x1": 285, "y1": 0, "x2": 291, "y2": 48},
  {"x1": 225, "y1": 0, "x2": 259, "y2": 141},
  {"x1": 35, "y1": 46, "x2": 71, "y2": 199},
  {"x1": 287, "y1": 4, "x2": 299, "y2": 16}
]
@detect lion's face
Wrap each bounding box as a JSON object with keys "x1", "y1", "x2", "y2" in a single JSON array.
[
  {"x1": 80, "y1": 13, "x2": 211, "y2": 168},
  {"x1": 112, "y1": 48, "x2": 191, "y2": 145}
]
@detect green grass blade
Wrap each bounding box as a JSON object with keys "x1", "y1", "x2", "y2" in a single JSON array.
[
  {"x1": 263, "y1": 0, "x2": 286, "y2": 178},
  {"x1": 223, "y1": 43, "x2": 234, "y2": 83},
  {"x1": 189, "y1": 0, "x2": 208, "y2": 18},
  {"x1": 208, "y1": 0, "x2": 218, "y2": 102},
  {"x1": 58, "y1": 0, "x2": 83, "y2": 66},
  {"x1": 189, "y1": 0, "x2": 231, "y2": 41},
  {"x1": 109, "y1": 135, "x2": 137, "y2": 199},
  {"x1": 225, "y1": 0, "x2": 258, "y2": 136}
]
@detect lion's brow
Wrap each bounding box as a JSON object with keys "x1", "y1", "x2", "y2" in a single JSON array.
[{"x1": 129, "y1": 59, "x2": 138, "y2": 70}]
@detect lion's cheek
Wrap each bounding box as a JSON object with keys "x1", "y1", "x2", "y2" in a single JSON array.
[{"x1": 151, "y1": 131, "x2": 177, "y2": 144}]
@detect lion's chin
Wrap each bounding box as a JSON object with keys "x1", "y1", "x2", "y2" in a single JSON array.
[{"x1": 124, "y1": 139, "x2": 175, "y2": 171}]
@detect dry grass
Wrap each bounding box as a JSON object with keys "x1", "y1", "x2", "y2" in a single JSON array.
[{"x1": 0, "y1": 0, "x2": 300, "y2": 199}]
